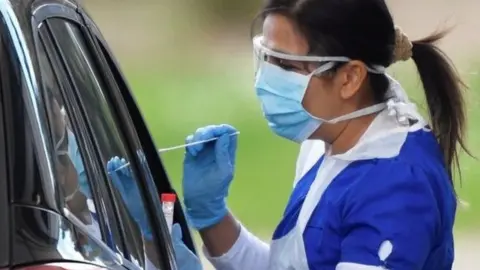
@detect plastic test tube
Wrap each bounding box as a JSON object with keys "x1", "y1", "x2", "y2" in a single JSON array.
[{"x1": 161, "y1": 193, "x2": 176, "y2": 234}]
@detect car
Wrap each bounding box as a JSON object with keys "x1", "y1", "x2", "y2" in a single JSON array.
[{"x1": 0, "y1": 0, "x2": 197, "y2": 269}]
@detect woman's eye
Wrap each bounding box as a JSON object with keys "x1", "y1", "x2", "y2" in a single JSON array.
[
  {"x1": 278, "y1": 63, "x2": 296, "y2": 71},
  {"x1": 266, "y1": 57, "x2": 302, "y2": 71}
]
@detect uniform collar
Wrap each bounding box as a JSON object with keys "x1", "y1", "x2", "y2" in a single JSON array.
[{"x1": 328, "y1": 108, "x2": 425, "y2": 161}]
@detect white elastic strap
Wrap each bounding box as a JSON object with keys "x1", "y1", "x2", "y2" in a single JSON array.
[
  {"x1": 326, "y1": 103, "x2": 387, "y2": 124},
  {"x1": 311, "y1": 62, "x2": 337, "y2": 75},
  {"x1": 56, "y1": 150, "x2": 69, "y2": 156},
  {"x1": 65, "y1": 182, "x2": 80, "y2": 202},
  {"x1": 55, "y1": 128, "x2": 66, "y2": 151}
]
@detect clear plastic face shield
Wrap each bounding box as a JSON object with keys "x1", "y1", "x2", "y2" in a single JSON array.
[
  {"x1": 252, "y1": 34, "x2": 414, "y2": 106},
  {"x1": 252, "y1": 35, "x2": 386, "y2": 78}
]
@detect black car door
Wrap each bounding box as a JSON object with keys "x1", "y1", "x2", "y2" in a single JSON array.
[
  {"x1": 76, "y1": 2, "x2": 197, "y2": 256},
  {"x1": 76, "y1": 7, "x2": 196, "y2": 253},
  {"x1": 2, "y1": 0, "x2": 136, "y2": 268},
  {"x1": 31, "y1": 0, "x2": 195, "y2": 268},
  {"x1": 34, "y1": 10, "x2": 167, "y2": 270},
  {"x1": 0, "y1": 0, "x2": 195, "y2": 267}
]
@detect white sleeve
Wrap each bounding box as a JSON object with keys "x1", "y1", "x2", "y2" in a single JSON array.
[{"x1": 203, "y1": 225, "x2": 270, "y2": 270}]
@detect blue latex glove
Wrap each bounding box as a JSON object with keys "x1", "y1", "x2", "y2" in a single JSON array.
[
  {"x1": 172, "y1": 223, "x2": 202, "y2": 270},
  {"x1": 107, "y1": 156, "x2": 153, "y2": 241},
  {"x1": 183, "y1": 124, "x2": 238, "y2": 230}
]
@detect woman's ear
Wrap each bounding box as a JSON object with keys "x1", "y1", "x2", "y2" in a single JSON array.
[{"x1": 337, "y1": 60, "x2": 368, "y2": 100}]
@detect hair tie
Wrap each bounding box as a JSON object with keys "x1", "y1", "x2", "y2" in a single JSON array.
[{"x1": 393, "y1": 26, "x2": 413, "y2": 63}]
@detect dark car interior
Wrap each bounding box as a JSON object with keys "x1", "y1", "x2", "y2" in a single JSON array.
[{"x1": 0, "y1": 0, "x2": 196, "y2": 269}]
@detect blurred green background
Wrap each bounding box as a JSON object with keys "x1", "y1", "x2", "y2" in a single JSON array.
[{"x1": 82, "y1": 0, "x2": 480, "y2": 238}]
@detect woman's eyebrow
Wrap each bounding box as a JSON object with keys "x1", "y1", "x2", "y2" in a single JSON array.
[
  {"x1": 267, "y1": 46, "x2": 310, "y2": 59},
  {"x1": 261, "y1": 41, "x2": 296, "y2": 55},
  {"x1": 269, "y1": 47, "x2": 294, "y2": 55}
]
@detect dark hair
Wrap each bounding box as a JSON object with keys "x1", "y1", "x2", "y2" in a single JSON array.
[{"x1": 259, "y1": 0, "x2": 469, "y2": 183}]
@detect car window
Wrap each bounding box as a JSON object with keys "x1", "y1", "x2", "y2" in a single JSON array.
[
  {"x1": 4, "y1": 36, "x2": 122, "y2": 266},
  {"x1": 37, "y1": 41, "x2": 110, "y2": 258},
  {"x1": 46, "y1": 18, "x2": 162, "y2": 269},
  {"x1": 38, "y1": 25, "x2": 131, "y2": 259}
]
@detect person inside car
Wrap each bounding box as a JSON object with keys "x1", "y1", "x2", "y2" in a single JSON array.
[
  {"x1": 50, "y1": 96, "x2": 92, "y2": 227},
  {"x1": 49, "y1": 95, "x2": 103, "y2": 258},
  {"x1": 55, "y1": 100, "x2": 161, "y2": 268}
]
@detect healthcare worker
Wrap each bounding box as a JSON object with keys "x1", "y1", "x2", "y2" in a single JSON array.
[
  {"x1": 175, "y1": 0, "x2": 469, "y2": 268},
  {"x1": 108, "y1": 0, "x2": 468, "y2": 269}
]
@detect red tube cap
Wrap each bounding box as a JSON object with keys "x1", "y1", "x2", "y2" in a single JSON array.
[{"x1": 161, "y1": 193, "x2": 177, "y2": 202}]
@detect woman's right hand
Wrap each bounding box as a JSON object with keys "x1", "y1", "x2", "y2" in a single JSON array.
[{"x1": 182, "y1": 124, "x2": 238, "y2": 230}]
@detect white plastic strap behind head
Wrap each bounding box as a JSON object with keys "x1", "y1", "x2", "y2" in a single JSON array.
[{"x1": 55, "y1": 127, "x2": 66, "y2": 151}]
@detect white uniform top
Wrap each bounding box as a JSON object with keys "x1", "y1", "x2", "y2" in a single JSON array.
[
  {"x1": 203, "y1": 139, "x2": 324, "y2": 269},
  {"x1": 294, "y1": 140, "x2": 326, "y2": 187},
  {"x1": 203, "y1": 76, "x2": 456, "y2": 269},
  {"x1": 203, "y1": 109, "x2": 455, "y2": 269}
]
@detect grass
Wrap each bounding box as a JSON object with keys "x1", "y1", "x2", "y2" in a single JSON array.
[{"x1": 123, "y1": 59, "x2": 480, "y2": 236}]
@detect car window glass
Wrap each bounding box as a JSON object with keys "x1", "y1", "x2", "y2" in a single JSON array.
[
  {"x1": 47, "y1": 18, "x2": 162, "y2": 269},
  {"x1": 37, "y1": 42, "x2": 107, "y2": 258}
]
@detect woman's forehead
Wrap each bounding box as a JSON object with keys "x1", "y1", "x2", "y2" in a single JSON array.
[{"x1": 262, "y1": 14, "x2": 309, "y2": 56}]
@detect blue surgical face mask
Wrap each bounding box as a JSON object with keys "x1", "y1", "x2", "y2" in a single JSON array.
[{"x1": 254, "y1": 62, "x2": 387, "y2": 143}]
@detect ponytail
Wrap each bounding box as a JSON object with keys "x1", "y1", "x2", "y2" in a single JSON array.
[{"x1": 411, "y1": 30, "x2": 470, "y2": 183}]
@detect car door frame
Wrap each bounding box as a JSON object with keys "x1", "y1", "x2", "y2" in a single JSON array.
[
  {"x1": 36, "y1": 21, "x2": 129, "y2": 252},
  {"x1": 0, "y1": 0, "x2": 134, "y2": 267},
  {"x1": 31, "y1": 0, "x2": 186, "y2": 267},
  {"x1": 0, "y1": 0, "x2": 131, "y2": 268},
  {"x1": 0, "y1": 4, "x2": 14, "y2": 267},
  {"x1": 77, "y1": 4, "x2": 197, "y2": 253},
  {"x1": 78, "y1": 8, "x2": 198, "y2": 254},
  {"x1": 30, "y1": 3, "x2": 149, "y2": 268},
  {"x1": 30, "y1": 1, "x2": 158, "y2": 267}
]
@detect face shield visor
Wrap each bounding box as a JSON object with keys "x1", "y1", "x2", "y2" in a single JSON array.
[
  {"x1": 252, "y1": 34, "x2": 414, "y2": 105},
  {"x1": 252, "y1": 35, "x2": 386, "y2": 79}
]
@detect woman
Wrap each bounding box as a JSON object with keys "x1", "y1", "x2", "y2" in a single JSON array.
[{"x1": 172, "y1": 0, "x2": 468, "y2": 269}]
